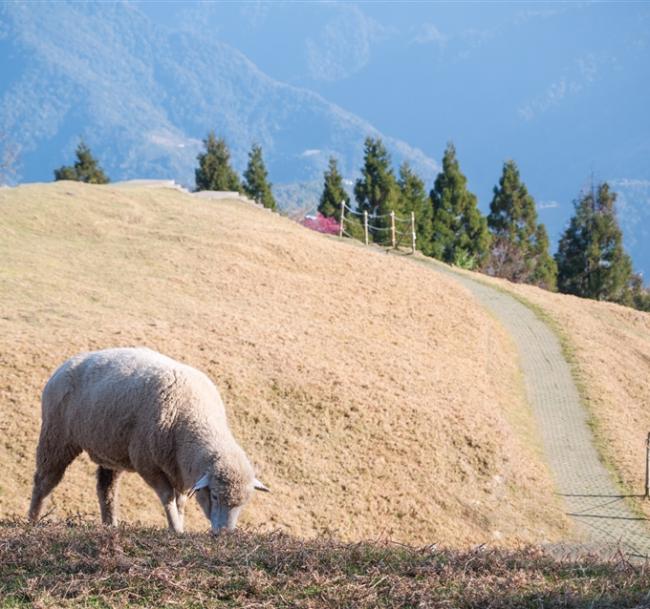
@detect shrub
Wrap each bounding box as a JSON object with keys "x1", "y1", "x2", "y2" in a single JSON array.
[{"x1": 302, "y1": 213, "x2": 341, "y2": 235}]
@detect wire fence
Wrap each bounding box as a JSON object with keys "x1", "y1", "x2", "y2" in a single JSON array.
[{"x1": 339, "y1": 201, "x2": 417, "y2": 253}]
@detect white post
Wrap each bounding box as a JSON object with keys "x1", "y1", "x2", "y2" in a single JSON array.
[
  {"x1": 364, "y1": 210, "x2": 369, "y2": 245},
  {"x1": 339, "y1": 200, "x2": 345, "y2": 238},
  {"x1": 411, "y1": 211, "x2": 416, "y2": 254},
  {"x1": 643, "y1": 433, "x2": 650, "y2": 499},
  {"x1": 390, "y1": 211, "x2": 396, "y2": 249}
]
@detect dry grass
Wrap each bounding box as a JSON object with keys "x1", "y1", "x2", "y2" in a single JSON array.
[
  {"x1": 1, "y1": 520, "x2": 649, "y2": 609},
  {"x1": 0, "y1": 181, "x2": 566, "y2": 545},
  {"x1": 466, "y1": 271, "x2": 650, "y2": 515}
]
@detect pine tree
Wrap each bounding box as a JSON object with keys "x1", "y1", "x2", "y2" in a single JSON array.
[
  {"x1": 621, "y1": 273, "x2": 650, "y2": 312},
  {"x1": 556, "y1": 182, "x2": 632, "y2": 301},
  {"x1": 487, "y1": 160, "x2": 557, "y2": 289},
  {"x1": 429, "y1": 143, "x2": 489, "y2": 267},
  {"x1": 354, "y1": 137, "x2": 399, "y2": 244},
  {"x1": 243, "y1": 144, "x2": 276, "y2": 210},
  {"x1": 195, "y1": 132, "x2": 241, "y2": 192},
  {"x1": 397, "y1": 162, "x2": 432, "y2": 254},
  {"x1": 53, "y1": 166, "x2": 77, "y2": 181},
  {"x1": 530, "y1": 223, "x2": 558, "y2": 291},
  {"x1": 318, "y1": 156, "x2": 349, "y2": 222},
  {"x1": 54, "y1": 141, "x2": 109, "y2": 184}
]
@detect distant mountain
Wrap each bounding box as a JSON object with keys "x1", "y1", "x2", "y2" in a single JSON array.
[
  {"x1": 2, "y1": 2, "x2": 647, "y2": 278},
  {"x1": 0, "y1": 1, "x2": 437, "y2": 210}
]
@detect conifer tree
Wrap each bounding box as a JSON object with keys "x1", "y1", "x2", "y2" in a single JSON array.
[
  {"x1": 530, "y1": 224, "x2": 558, "y2": 290},
  {"x1": 621, "y1": 273, "x2": 650, "y2": 312},
  {"x1": 398, "y1": 162, "x2": 432, "y2": 254},
  {"x1": 354, "y1": 137, "x2": 399, "y2": 244},
  {"x1": 318, "y1": 156, "x2": 349, "y2": 222},
  {"x1": 54, "y1": 141, "x2": 109, "y2": 184},
  {"x1": 243, "y1": 144, "x2": 276, "y2": 210},
  {"x1": 195, "y1": 132, "x2": 241, "y2": 192},
  {"x1": 556, "y1": 182, "x2": 632, "y2": 301},
  {"x1": 429, "y1": 143, "x2": 489, "y2": 267},
  {"x1": 54, "y1": 166, "x2": 77, "y2": 181},
  {"x1": 487, "y1": 160, "x2": 557, "y2": 289}
]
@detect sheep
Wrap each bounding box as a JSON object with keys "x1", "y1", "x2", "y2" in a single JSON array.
[{"x1": 28, "y1": 347, "x2": 268, "y2": 533}]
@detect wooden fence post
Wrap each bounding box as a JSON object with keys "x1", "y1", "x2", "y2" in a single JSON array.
[
  {"x1": 411, "y1": 211, "x2": 416, "y2": 254},
  {"x1": 390, "y1": 211, "x2": 396, "y2": 249},
  {"x1": 643, "y1": 433, "x2": 650, "y2": 499},
  {"x1": 364, "y1": 210, "x2": 369, "y2": 245},
  {"x1": 339, "y1": 200, "x2": 345, "y2": 238}
]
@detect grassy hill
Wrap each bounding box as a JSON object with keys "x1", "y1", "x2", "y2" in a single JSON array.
[
  {"x1": 0, "y1": 181, "x2": 566, "y2": 546},
  {"x1": 2, "y1": 521, "x2": 649, "y2": 609}
]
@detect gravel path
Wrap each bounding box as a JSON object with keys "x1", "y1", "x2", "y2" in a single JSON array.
[{"x1": 416, "y1": 258, "x2": 650, "y2": 559}]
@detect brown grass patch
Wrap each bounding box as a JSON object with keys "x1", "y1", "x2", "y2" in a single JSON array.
[
  {"x1": 1, "y1": 520, "x2": 648, "y2": 608},
  {"x1": 0, "y1": 182, "x2": 566, "y2": 545}
]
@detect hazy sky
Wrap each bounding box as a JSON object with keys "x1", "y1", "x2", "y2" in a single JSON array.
[
  {"x1": 138, "y1": 2, "x2": 650, "y2": 250},
  {"x1": 8, "y1": 1, "x2": 648, "y2": 270}
]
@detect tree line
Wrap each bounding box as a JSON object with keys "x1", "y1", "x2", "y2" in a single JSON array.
[
  {"x1": 51, "y1": 135, "x2": 649, "y2": 312},
  {"x1": 52, "y1": 132, "x2": 277, "y2": 210},
  {"x1": 194, "y1": 132, "x2": 277, "y2": 210},
  {"x1": 318, "y1": 137, "x2": 649, "y2": 312}
]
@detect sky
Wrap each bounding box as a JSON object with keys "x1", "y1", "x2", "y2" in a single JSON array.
[
  {"x1": 4, "y1": 1, "x2": 647, "y2": 271},
  {"x1": 135, "y1": 0, "x2": 650, "y2": 272}
]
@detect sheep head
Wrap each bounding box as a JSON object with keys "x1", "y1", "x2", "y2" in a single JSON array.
[{"x1": 192, "y1": 467, "x2": 269, "y2": 532}]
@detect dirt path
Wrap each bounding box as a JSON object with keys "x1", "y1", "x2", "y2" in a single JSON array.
[{"x1": 414, "y1": 257, "x2": 650, "y2": 559}]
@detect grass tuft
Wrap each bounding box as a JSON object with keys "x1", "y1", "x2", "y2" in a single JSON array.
[{"x1": 1, "y1": 520, "x2": 650, "y2": 608}]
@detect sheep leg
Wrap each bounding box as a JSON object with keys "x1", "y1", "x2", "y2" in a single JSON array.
[
  {"x1": 96, "y1": 467, "x2": 122, "y2": 526},
  {"x1": 140, "y1": 470, "x2": 184, "y2": 533},
  {"x1": 176, "y1": 493, "x2": 188, "y2": 531},
  {"x1": 28, "y1": 441, "x2": 81, "y2": 522},
  {"x1": 160, "y1": 488, "x2": 183, "y2": 533}
]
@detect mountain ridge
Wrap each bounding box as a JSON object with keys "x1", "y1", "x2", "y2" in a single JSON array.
[
  {"x1": 0, "y1": 1, "x2": 438, "y2": 205},
  {"x1": 2, "y1": 2, "x2": 647, "y2": 276}
]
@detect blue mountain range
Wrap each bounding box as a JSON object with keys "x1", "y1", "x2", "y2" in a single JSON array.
[{"x1": 1, "y1": 1, "x2": 648, "y2": 277}]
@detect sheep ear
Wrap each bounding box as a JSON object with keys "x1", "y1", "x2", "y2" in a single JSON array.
[
  {"x1": 254, "y1": 478, "x2": 270, "y2": 493},
  {"x1": 192, "y1": 473, "x2": 210, "y2": 491}
]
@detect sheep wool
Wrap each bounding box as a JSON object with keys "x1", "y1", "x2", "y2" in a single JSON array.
[{"x1": 28, "y1": 347, "x2": 267, "y2": 532}]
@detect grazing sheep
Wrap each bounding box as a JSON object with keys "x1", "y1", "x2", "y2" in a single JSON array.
[{"x1": 28, "y1": 347, "x2": 268, "y2": 532}]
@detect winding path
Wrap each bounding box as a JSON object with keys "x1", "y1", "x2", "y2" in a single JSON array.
[{"x1": 416, "y1": 257, "x2": 650, "y2": 559}]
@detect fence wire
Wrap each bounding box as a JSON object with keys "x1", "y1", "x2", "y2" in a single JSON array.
[
  {"x1": 338, "y1": 202, "x2": 416, "y2": 253},
  {"x1": 342, "y1": 203, "x2": 364, "y2": 217},
  {"x1": 342, "y1": 202, "x2": 410, "y2": 223}
]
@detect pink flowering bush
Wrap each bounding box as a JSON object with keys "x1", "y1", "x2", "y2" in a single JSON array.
[{"x1": 302, "y1": 213, "x2": 340, "y2": 235}]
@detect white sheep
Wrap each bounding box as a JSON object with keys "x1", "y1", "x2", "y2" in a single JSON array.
[{"x1": 28, "y1": 347, "x2": 268, "y2": 532}]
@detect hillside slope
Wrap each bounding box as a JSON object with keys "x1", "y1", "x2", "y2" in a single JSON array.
[
  {"x1": 473, "y1": 274, "x2": 650, "y2": 518},
  {"x1": 0, "y1": 182, "x2": 566, "y2": 545}
]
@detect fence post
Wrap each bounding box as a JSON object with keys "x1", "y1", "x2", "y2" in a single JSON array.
[
  {"x1": 411, "y1": 211, "x2": 416, "y2": 254},
  {"x1": 645, "y1": 432, "x2": 650, "y2": 499},
  {"x1": 339, "y1": 200, "x2": 345, "y2": 238},
  {"x1": 390, "y1": 211, "x2": 396, "y2": 249},
  {"x1": 364, "y1": 210, "x2": 369, "y2": 245}
]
